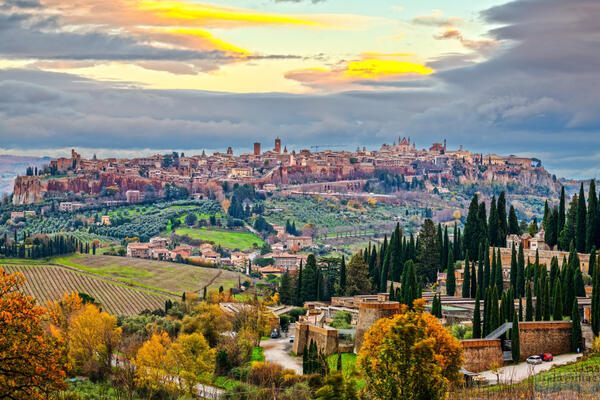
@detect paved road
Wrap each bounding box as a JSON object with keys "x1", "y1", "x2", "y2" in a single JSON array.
[
  {"x1": 478, "y1": 353, "x2": 583, "y2": 385},
  {"x1": 260, "y1": 328, "x2": 303, "y2": 375}
]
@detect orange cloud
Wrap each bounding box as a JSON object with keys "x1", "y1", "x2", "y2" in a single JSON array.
[{"x1": 285, "y1": 53, "x2": 434, "y2": 91}]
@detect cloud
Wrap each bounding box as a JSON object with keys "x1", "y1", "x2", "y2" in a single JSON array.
[
  {"x1": 434, "y1": 28, "x2": 498, "y2": 55},
  {"x1": 285, "y1": 53, "x2": 434, "y2": 91},
  {"x1": 412, "y1": 10, "x2": 463, "y2": 27},
  {"x1": 1, "y1": 0, "x2": 600, "y2": 178}
]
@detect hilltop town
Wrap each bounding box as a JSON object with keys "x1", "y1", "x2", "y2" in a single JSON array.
[{"x1": 12, "y1": 137, "x2": 558, "y2": 205}]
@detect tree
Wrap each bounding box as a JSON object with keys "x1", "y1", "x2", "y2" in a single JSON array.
[
  {"x1": 400, "y1": 260, "x2": 420, "y2": 307},
  {"x1": 68, "y1": 303, "x2": 122, "y2": 378},
  {"x1": 358, "y1": 299, "x2": 463, "y2": 400},
  {"x1": 446, "y1": 250, "x2": 455, "y2": 296},
  {"x1": 338, "y1": 256, "x2": 347, "y2": 296},
  {"x1": 497, "y1": 192, "x2": 508, "y2": 246},
  {"x1": 315, "y1": 372, "x2": 357, "y2": 400},
  {"x1": 509, "y1": 205, "x2": 520, "y2": 235},
  {"x1": 167, "y1": 333, "x2": 215, "y2": 396},
  {"x1": 345, "y1": 254, "x2": 372, "y2": 296},
  {"x1": 571, "y1": 298, "x2": 582, "y2": 353},
  {"x1": 301, "y1": 254, "x2": 319, "y2": 301},
  {"x1": 182, "y1": 303, "x2": 232, "y2": 347},
  {"x1": 511, "y1": 316, "x2": 520, "y2": 363},
  {"x1": 473, "y1": 289, "x2": 481, "y2": 339},
  {"x1": 510, "y1": 244, "x2": 517, "y2": 292},
  {"x1": 416, "y1": 219, "x2": 441, "y2": 284},
  {"x1": 135, "y1": 331, "x2": 175, "y2": 395},
  {"x1": 525, "y1": 283, "x2": 533, "y2": 321},
  {"x1": 185, "y1": 213, "x2": 198, "y2": 226},
  {"x1": 462, "y1": 253, "x2": 471, "y2": 298},
  {"x1": 0, "y1": 269, "x2": 67, "y2": 399},
  {"x1": 587, "y1": 179, "x2": 599, "y2": 252},
  {"x1": 296, "y1": 260, "x2": 303, "y2": 306},
  {"x1": 553, "y1": 277, "x2": 563, "y2": 321},
  {"x1": 593, "y1": 263, "x2": 600, "y2": 335},
  {"x1": 470, "y1": 261, "x2": 477, "y2": 299},
  {"x1": 488, "y1": 195, "x2": 498, "y2": 246},
  {"x1": 279, "y1": 272, "x2": 294, "y2": 305},
  {"x1": 517, "y1": 245, "x2": 525, "y2": 298},
  {"x1": 464, "y1": 195, "x2": 481, "y2": 263},
  {"x1": 576, "y1": 183, "x2": 587, "y2": 253}
]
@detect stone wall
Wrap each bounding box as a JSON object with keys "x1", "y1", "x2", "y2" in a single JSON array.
[
  {"x1": 518, "y1": 321, "x2": 572, "y2": 361},
  {"x1": 293, "y1": 322, "x2": 339, "y2": 356},
  {"x1": 495, "y1": 247, "x2": 590, "y2": 274},
  {"x1": 461, "y1": 339, "x2": 504, "y2": 373},
  {"x1": 354, "y1": 301, "x2": 400, "y2": 352}
]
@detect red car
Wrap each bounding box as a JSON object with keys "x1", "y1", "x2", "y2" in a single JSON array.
[{"x1": 541, "y1": 353, "x2": 553, "y2": 362}]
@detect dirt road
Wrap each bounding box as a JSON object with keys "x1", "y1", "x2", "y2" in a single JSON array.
[{"x1": 260, "y1": 328, "x2": 303, "y2": 375}]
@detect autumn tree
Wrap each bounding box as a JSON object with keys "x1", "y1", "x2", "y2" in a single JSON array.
[
  {"x1": 167, "y1": 332, "x2": 216, "y2": 396},
  {"x1": 68, "y1": 303, "x2": 122, "y2": 378},
  {"x1": 135, "y1": 331, "x2": 176, "y2": 396},
  {"x1": 0, "y1": 269, "x2": 67, "y2": 399},
  {"x1": 358, "y1": 299, "x2": 463, "y2": 400},
  {"x1": 182, "y1": 302, "x2": 232, "y2": 347}
]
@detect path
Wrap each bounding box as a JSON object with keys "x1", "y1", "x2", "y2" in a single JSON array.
[
  {"x1": 478, "y1": 353, "x2": 583, "y2": 385},
  {"x1": 260, "y1": 327, "x2": 302, "y2": 375}
]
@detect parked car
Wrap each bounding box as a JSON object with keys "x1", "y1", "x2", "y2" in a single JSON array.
[
  {"x1": 541, "y1": 353, "x2": 553, "y2": 362},
  {"x1": 289, "y1": 336, "x2": 294, "y2": 343},
  {"x1": 527, "y1": 355, "x2": 543, "y2": 365}
]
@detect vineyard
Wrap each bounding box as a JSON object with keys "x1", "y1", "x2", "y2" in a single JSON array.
[
  {"x1": 51, "y1": 255, "x2": 245, "y2": 295},
  {"x1": 2, "y1": 264, "x2": 170, "y2": 316}
]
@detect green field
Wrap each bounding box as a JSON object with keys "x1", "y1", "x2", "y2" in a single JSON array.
[
  {"x1": 173, "y1": 227, "x2": 264, "y2": 251},
  {"x1": 51, "y1": 254, "x2": 245, "y2": 295}
]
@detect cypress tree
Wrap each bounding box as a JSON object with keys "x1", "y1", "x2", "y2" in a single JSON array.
[
  {"x1": 495, "y1": 249, "x2": 503, "y2": 295},
  {"x1": 509, "y1": 205, "x2": 520, "y2": 235},
  {"x1": 511, "y1": 314, "x2": 520, "y2": 363},
  {"x1": 589, "y1": 247, "x2": 596, "y2": 281},
  {"x1": 464, "y1": 195, "x2": 481, "y2": 260},
  {"x1": 510, "y1": 243, "x2": 517, "y2": 293},
  {"x1": 519, "y1": 297, "x2": 523, "y2": 321},
  {"x1": 296, "y1": 260, "x2": 303, "y2": 306},
  {"x1": 471, "y1": 261, "x2": 477, "y2": 299},
  {"x1": 453, "y1": 221, "x2": 459, "y2": 261},
  {"x1": 446, "y1": 249, "x2": 456, "y2": 296},
  {"x1": 553, "y1": 278, "x2": 563, "y2": 321},
  {"x1": 517, "y1": 244, "x2": 525, "y2": 298},
  {"x1": 478, "y1": 242, "x2": 485, "y2": 295},
  {"x1": 571, "y1": 298, "x2": 582, "y2": 353},
  {"x1": 442, "y1": 225, "x2": 449, "y2": 275},
  {"x1": 592, "y1": 265, "x2": 600, "y2": 335},
  {"x1": 483, "y1": 288, "x2": 490, "y2": 336},
  {"x1": 576, "y1": 183, "x2": 587, "y2": 253},
  {"x1": 380, "y1": 245, "x2": 391, "y2": 292},
  {"x1": 535, "y1": 278, "x2": 543, "y2": 321},
  {"x1": 526, "y1": 282, "x2": 533, "y2": 321},
  {"x1": 497, "y1": 191, "x2": 508, "y2": 246},
  {"x1": 491, "y1": 286, "x2": 499, "y2": 332},
  {"x1": 479, "y1": 202, "x2": 488, "y2": 248},
  {"x1": 550, "y1": 256, "x2": 559, "y2": 295},
  {"x1": 499, "y1": 291, "x2": 506, "y2": 323},
  {"x1": 462, "y1": 251, "x2": 471, "y2": 298},
  {"x1": 490, "y1": 247, "x2": 497, "y2": 289},
  {"x1": 483, "y1": 246, "x2": 491, "y2": 292},
  {"x1": 389, "y1": 283, "x2": 395, "y2": 301},
  {"x1": 587, "y1": 179, "x2": 599, "y2": 252},
  {"x1": 559, "y1": 186, "x2": 566, "y2": 234},
  {"x1": 338, "y1": 256, "x2": 346, "y2": 296},
  {"x1": 543, "y1": 279, "x2": 551, "y2": 321},
  {"x1": 473, "y1": 289, "x2": 481, "y2": 339},
  {"x1": 488, "y1": 195, "x2": 498, "y2": 246}
]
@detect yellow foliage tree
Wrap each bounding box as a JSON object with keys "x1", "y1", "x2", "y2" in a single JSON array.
[
  {"x1": 135, "y1": 331, "x2": 176, "y2": 395},
  {"x1": 182, "y1": 303, "x2": 232, "y2": 347},
  {"x1": 46, "y1": 291, "x2": 84, "y2": 337},
  {"x1": 68, "y1": 303, "x2": 122, "y2": 378},
  {"x1": 167, "y1": 333, "x2": 216, "y2": 396},
  {"x1": 358, "y1": 299, "x2": 463, "y2": 400},
  {"x1": 0, "y1": 269, "x2": 67, "y2": 399}
]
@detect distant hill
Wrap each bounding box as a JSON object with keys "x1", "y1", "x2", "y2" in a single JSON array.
[{"x1": 0, "y1": 155, "x2": 49, "y2": 195}]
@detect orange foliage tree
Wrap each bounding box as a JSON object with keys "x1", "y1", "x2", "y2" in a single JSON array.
[
  {"x1": 358, "y1": 299, "x2": 463, "y2": 400},
  {"x1": 0, "y1": 268, "x2": 67, "y2": 399}
]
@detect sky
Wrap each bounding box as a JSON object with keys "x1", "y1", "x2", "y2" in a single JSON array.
[{"x1": 0, "y1": 0, "x2": 599, "y2": 178}]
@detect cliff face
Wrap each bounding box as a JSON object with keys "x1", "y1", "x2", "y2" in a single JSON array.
[
  {"x1": 13, "y1": 173, "x2": 164, "y2": 204},
  {"x1": 12, "y1": 176, "x2": 45, "y2": 205}
]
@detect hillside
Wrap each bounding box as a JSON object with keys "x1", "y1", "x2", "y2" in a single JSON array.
[{"x1": 2, "y1": 264, "x2": 168, "y2": 316}]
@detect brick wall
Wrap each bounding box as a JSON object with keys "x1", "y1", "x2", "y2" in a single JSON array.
[
  {"x1": 461, "y1": 339, "x2": 504, "y2": 373},
  {"x1": 495, "y1": 248, "x2": 590, "y2": 274},
  {"x1": 518, "y1": 321, "x2": 572, "y2": 361},
  {"x1": 354, "y1": 301, "x2": 400, "y2": 352}
]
